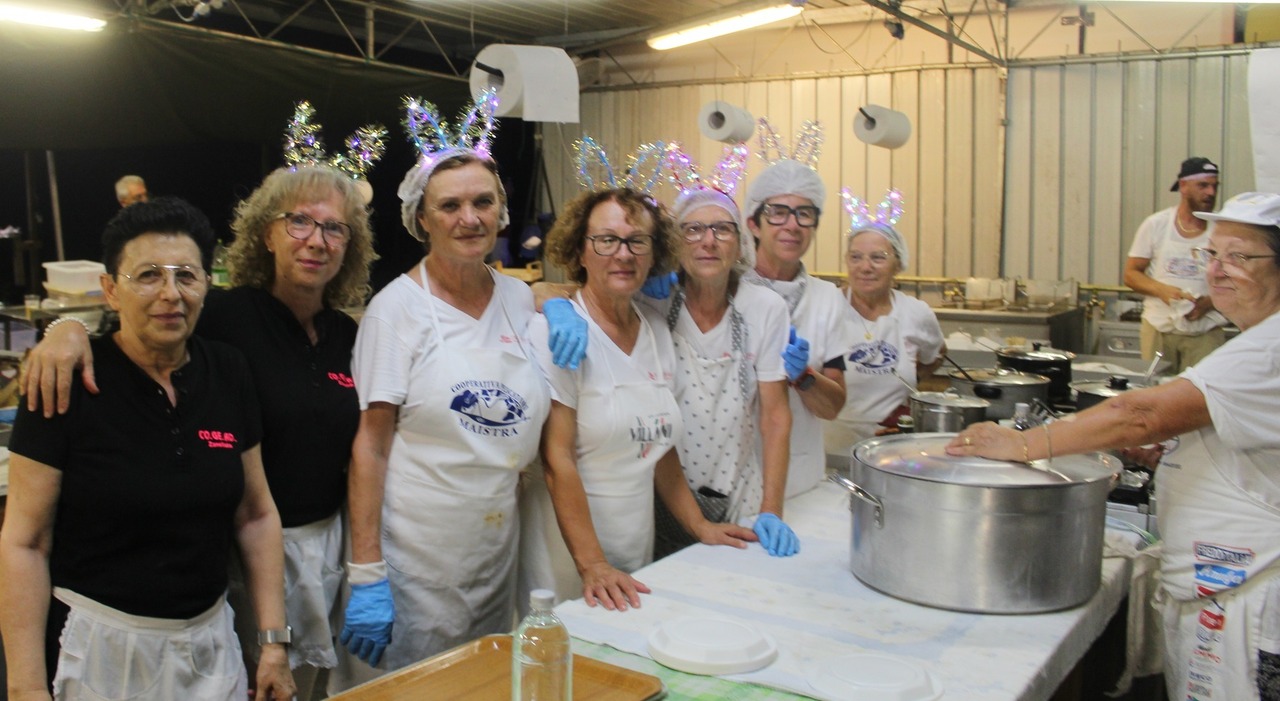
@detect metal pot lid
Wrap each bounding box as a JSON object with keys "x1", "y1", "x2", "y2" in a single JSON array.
[
  {"x1": 997, "y1": 346, "x2": 1077, "y2": 362},
  {"x1": 1070, "y1": 375, "x2": 1148, "y2": 398},
  {"x1": 912, "y1": 391, "x2": 990, "y2": 408},
  {"x1": 949, "y1": 368, "x2": 1050, "y2": 386},
  {"x1": 852, "y1": 433, "x2": 1121, "y2": 486}
]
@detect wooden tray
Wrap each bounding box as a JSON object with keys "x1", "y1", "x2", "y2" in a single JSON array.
[{"x1": 330, "y1": 634, "x2": 665, "y2": 701}]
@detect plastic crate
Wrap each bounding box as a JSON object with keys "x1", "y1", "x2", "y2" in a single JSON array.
[{"x1": 43, "y1": 260, "x2": 106, "y2": 294}]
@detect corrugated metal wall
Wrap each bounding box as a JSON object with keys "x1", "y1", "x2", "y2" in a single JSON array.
[
  {"x1": 541, "y1": 66, "x2": 1006, "y2": 279},
  {"x1": 1004, "y1": 52, "x2": 1255, "y2": 286},
  {"x1": 542, "y1": 51, "x2": 1256, "y2": 287}
]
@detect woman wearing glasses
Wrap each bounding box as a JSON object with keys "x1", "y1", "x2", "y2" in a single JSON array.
[
  {"x1": 1, "y1": 198, "x2": 294, "y2": 700},
  {"x1": 741, "y1": 161, "x2": 860, "y2": 497},
  {"x1": 948, "y1": 192, "x2": 1280, "y2": 701},
  {"x1": 519, "y1": 189, "x2": 756, "y2": 613},
  {"x1": 23, "y1": 167, "x2": 376, "y2": 699},
  {"x1": 646, "y1": 188, "x2": 797, "y2": 559},
  {"x1": 823, "y1": 221, "x2": 944, "y2": 462}
]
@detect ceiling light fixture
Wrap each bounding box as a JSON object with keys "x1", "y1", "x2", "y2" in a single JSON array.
[
  {"x1": 647, "y1": 1, "x2": 805, "y2": 51},
  {"x1": 0, "y1": 3, "x2": 106, "y2": 31}
]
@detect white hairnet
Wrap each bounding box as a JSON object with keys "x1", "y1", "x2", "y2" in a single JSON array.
[
  {"x1": 741, "y1": 159, "x2": 827, "y2": 228},
  {"x1": 397, "y1": 147, "x2": 511, "y2": 242},
  {"x1": 670, "y1": 188, "x2": 755, "y2": 269},
  {"x1": 849, "y1": 223, "x2": 909, "y2": 270}
]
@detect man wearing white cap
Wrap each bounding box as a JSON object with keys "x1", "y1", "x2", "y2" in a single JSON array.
[
  {"x1": 741, "y1": 160, "x2": 859, "y2": 498},
  {"x1": 1124, "y1": 156, "x2": 1228, "y2": 372}
]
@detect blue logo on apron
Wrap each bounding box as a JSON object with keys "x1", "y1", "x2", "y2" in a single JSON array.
[
  {"x1": 848, "y1": 340, "x2": 899, "y2": 375},
  {"x1": 449, "y1": 381, "x2": 530, "y2": 434}
]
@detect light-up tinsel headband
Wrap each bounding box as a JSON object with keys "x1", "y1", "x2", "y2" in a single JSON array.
[
  {"x1": 397, "y1": 89, "x2": 508, "y2": 241},
  {"x1": 282, "y1": 101, "x2": 388, "y2": 203},
  {"x1": 755, "y1": 117, "x2": 824, "y2": 169},
  {"x1": 572, "y1": 135, "x2": 668, "y2": 195},
  {"x1": 842, "y1": 187, "x2": 908, "y2": 268},
  {"x1": 665, "y1": 142, "x2": 754, "y2": 268}
]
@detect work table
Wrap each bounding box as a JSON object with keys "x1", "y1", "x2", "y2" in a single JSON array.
[{"x1": 555, "y1": 481, "x2": 1135, "y2": 701}]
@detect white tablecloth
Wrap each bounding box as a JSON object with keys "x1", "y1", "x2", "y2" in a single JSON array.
[{"x1": 555, "y1": 481, "x2": 1134, "y2": 701}]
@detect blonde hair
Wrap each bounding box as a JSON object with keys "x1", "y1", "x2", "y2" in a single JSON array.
[
  {"x1": 227, "y1": 166, "x2": 378, "y2": 308},
  {"x1": 545, "y1": 189, "x2": 680, "y2": 285}
]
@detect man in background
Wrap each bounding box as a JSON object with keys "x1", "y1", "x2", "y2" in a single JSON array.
[
  {"x1": 1123, "y1": 156, "x2": 1227, "y2": 372},
  {"x1": 114, "y1": 175, "x2": 147, "y2": 207}
]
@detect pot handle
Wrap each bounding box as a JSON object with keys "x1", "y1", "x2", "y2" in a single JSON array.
[
  {"x1": 973, "y1": 385, "x2": 1002, "y2": 400},
  {"x1": 826, "y1": 473, "x2": 884, "y2": 528}
]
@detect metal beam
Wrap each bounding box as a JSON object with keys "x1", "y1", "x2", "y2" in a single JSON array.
[{"x1": 860, "y1": 0, "x2": 1005, "y2": 66}]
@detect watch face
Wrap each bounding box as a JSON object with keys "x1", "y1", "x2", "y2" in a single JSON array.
[{"x1": 796, "y1": 373, "x2": 816, "y2": 390}]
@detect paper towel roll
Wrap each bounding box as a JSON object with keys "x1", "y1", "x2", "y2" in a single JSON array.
[
  {"x1": 853, "y1": 104, "x2": 912, "y2": 149},
  {"x1": 469, "y1": 44, "x2": 579, "y2": 123},
  {"x1": 698, "y1": 101, "x2": 755, "y2": 143}
]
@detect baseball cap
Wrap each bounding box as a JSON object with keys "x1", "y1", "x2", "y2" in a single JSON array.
[
  {"x1": 1170, "y1": 157, "x2": 1219, "y2": 191},
  {"x1": 1194, "y1": 192, "x2": 1280, "y2": 227}
]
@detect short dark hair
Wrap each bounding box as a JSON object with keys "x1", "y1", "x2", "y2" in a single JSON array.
[{"x1": 101, "y1": 196, "x2": 216, "y2": 275}]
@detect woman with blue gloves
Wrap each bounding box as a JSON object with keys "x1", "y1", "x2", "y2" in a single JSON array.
[{"x1": 644, "y1": 178, "x2": 798, "y2": 559}]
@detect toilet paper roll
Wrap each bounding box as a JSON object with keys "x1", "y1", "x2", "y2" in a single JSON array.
[
  {"x1": 469, "y1": 44, "x2": 579, "y2": 123},
  {"x1": 698, "y1": 101, "x2": 755, "y2": 143},
  {"x1": 853, "y1": 104, "x2": 912, "y2": 149}
]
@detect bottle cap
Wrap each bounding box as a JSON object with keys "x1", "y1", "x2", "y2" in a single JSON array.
[{"x1": 530, "y1": 589, "x2": 556, "y2": 611}]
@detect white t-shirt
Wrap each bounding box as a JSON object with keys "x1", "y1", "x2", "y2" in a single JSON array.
[
  {"x1": 1127, "y1": 207, "x2": 1225, "y2": 334},
  {"x1": 743, "y1": 268, "x2": 860, "y2": 497},
  {"x1": 825, "y1": 289, "x2": 944, "y2": 455}
]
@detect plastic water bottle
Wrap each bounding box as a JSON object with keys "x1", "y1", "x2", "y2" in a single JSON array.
[
  {"x1": 512, "y1": 589, "x2": 571, "y2": 701},
  {"x1": 1012, "y1": 402, "x2": 1036, "y2": 431},
  {"x1": 211, "y1": 241, "x2": 230, "y2": 288}
]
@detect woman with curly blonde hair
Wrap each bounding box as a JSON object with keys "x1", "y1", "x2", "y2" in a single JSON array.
[
  {"x1": 519, "y1": 188, "x2": 756, "y2": 614},
  {"x1": 25, "y1": 164, "x2": 376, "y2": 700}
]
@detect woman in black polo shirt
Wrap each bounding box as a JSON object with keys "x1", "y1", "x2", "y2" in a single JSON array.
[
  {"x1": 23, "y1": 166, "x2": 375, "y2": 699},
  {"x1": 0, "y1": 198, "x2": 294, "y2": 700}
]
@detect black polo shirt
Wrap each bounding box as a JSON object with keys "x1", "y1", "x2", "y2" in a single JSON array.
[
  {"x1": 10, "y1": 334, "x2": 262, "y2": 619},
  {"x1": 197, "y1": 287, "x2": 359, "y2": 527}
]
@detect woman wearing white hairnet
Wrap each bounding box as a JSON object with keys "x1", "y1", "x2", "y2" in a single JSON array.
[
  {"x1": 824, "y1": 205, "x2": 945, "y2": 464},
  {"x1": 741, "y1": 160, "x2": 860, "y2": 498},
  {"x1": 646, "y1": 187, "x2": 797, "y2": 559}
]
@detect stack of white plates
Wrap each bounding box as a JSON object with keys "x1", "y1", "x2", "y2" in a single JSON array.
[{"x1": 647, "y1": 616, "x2": 777, "y2": 676}]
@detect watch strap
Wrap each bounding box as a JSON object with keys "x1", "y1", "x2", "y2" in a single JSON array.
[{"x1": 257, "y1": 626, "x2": 292, "y2": 645}]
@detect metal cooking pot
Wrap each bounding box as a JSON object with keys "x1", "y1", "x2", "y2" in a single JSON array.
[
  {"x1": 829, "y1": 433, "x2": 1120, "y2": 614},
  {"x1": 1071, "y1": 375, "x2": 1149, "y2": 412},
  {"x1": 908, "y1": 391, "x2": 989, "y2": 432},
  {"x1": 996, "y1": 344, "x2": 1076, "y2": 405},
  {"x1": 947, "y1": 368, "x2": 1050, "y2": 420}
]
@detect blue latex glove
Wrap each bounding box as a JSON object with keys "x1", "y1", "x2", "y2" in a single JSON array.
[
  {"x1": 340, "y1": 578, "x2": 394, "y2": 667},
  {"x1": 754, "y1": 513, "x2": 800, "y2": 557},
  {"x1": 782, "y1": 326, "x2": 811, "y2": 382},
  {"x1": 544, "y1": 298, "x2": 588, "y2": 370},
  {"x1": 640, "y1": 272, "x2": 678, "y2": 300}
]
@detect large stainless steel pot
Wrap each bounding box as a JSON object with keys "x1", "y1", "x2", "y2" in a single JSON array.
[
  {"x1": 829, "y1": 433, "x2": 1120, "y2": 614},
  {"x1": 1071, "y1": 375, "x2": 1149, "y2": 412},
  {"x1": 947, "y1": 368, "x2": 1050, "y2": 420},
  {"x1": 908, "y1": 392, "x2": 989, "y2": 432},
  {"x1": 996, "y1": 344, "x2": 1076, "y2": 405}
]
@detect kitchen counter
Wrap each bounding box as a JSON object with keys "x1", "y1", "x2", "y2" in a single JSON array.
[
  {"x1": 555, "y1": 481, "x2": 1135, "y2": 701},
  {"x1": 933, "y1": 305, "x2": 1087, "y2": 353}
]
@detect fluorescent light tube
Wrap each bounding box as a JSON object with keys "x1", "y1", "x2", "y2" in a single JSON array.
[
  {"x1": 0, "y1": 4, "x2": 106, "y2": 32},
  {"x1": 648, "y1": 3, "x2": 804, "y2": 51}
]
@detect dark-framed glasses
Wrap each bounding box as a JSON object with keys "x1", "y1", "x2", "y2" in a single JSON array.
[
  {"x1": 848, "y1": 251, "x2": 895, "y2": 267},
  {"x1": 681, "y1": 221, "x2": 739, "y2": 243},
  {"x1": 761, "y1": 203, "x2": 820, "y2": 227},
  {"x1": 1191, "y1": 246, "x2": 1278, "y2": 269},
  {"x1": 120, "y1": 264, "x2": 209, "y2": 297},
  {"x1": 586, "y1": 234, "x2": 654, "y2": 256},
  {"x1": 275, "y1": 212, "x2": 352, "y2": 246}
]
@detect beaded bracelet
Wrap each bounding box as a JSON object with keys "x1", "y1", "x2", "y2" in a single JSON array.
[
  {"x1": 44, "y1": 316, "x2": 92, "y2": 335},
  {"x1": 1043, "y1": 423, "x2": 1054, "y2": 463}
]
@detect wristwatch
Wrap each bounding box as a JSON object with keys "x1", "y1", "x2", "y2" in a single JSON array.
[
  {"x1": 258, "y1": 627, "x2": 293, "y2": 645},
  {"x1": 792, "y1": 369, "x2": 817, "y2": 391}
]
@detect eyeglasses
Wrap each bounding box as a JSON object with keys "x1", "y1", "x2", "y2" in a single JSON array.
[
  {"x1": 681, "y1": 221, "x2": 739, "y2": 243},
  {"x1": 586, "y1": 234, "x2": 654, "y2": 256},
  {"x1": 848, "y1": 252, "x2": 896, "y2": 267},
  {"x1": 1191, "y1": 247, "x2": 1278, "y2": 269},
  {"x1": 761, "y1": 203, "x2": 820, "y2": 227},
  {"x1": 120, "y1": 264, "x2": 209, "y2": 297},
  {"x1": 275, "y1": 212, "x2": 352, "y2": 246}
]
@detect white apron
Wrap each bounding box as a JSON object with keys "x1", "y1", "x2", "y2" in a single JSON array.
[
  {"x1": 51, "y1": 588, "x2": 247, "y2": 701},
  {"x1": 670, "y1": 308, "x2": 760, "y2": 524},
  {"x1": 519, "y1": 296, "x2": 681, "y2": 606},
  {"x1": 380, "y1": 263, "x2": 549, "y2": 670},
  {"x1": 784, "y1": 281, "x2": 825, "y2": 497},
  {"x1": 1155, "y1": 427, "x2": 1280, "y2": 700}
]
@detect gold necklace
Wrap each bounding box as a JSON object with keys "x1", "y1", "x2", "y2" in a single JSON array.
[
  {"x1": 1174, "y1": 212, "x2": 1204, "y2": 236},
  {"x1": 858, "y1": 314, "x2": 877, "y2": 341}
]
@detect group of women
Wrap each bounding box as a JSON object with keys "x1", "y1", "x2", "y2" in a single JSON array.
[{"x1": 8, "y1": 93, "x2": 1276, "y2": 700}]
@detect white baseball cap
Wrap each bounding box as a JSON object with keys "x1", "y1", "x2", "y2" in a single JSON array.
[{"x1": 1195, "y1": 192, "x2": 1280, "y2": 227}]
